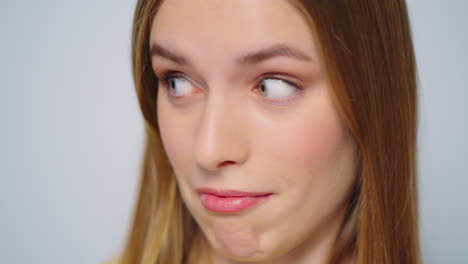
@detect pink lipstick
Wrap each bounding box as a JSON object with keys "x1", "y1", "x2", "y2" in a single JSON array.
[{"x1": 197, "y1": 188, "x2": 272, "y2": 213}]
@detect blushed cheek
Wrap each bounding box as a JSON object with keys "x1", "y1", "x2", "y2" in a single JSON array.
[
  {"x1": 160, "y1": 126, "x2": 193, "y2": 173},
  {"x1": 158, "y1": 112, "x2": 192, "y2": 176},
  {"x1": 264, "y1": 110, "x2": 345, "y2": 186}
]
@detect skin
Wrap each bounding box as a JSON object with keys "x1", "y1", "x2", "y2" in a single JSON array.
[{"x1": 150, "y1": 0, "x2": 359, "y2": 263}]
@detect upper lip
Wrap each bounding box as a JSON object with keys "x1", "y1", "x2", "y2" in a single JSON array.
[{"x1": 197, "y1": 188, "x2": 272, "y2": 197}]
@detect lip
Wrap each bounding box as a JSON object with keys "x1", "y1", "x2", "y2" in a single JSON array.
[
  {"x1": 197, "y1": 188, "x2": 272, "y2": 213},
  {"x1": 197, "y1": 188, "x2": 272, "y2": 197}
]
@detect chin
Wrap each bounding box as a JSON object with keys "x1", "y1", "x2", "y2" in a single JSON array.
[
  {"x1": 218, "y1": 249, "x2": 274, "y2": 263},
  {"x1": 210, "y1": 233, "x2": 288, "y2": 263}
]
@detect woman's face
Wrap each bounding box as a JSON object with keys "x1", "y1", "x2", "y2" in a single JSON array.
[{"x1": 151, "y1": 0, "x2": 359, "y2": 262}]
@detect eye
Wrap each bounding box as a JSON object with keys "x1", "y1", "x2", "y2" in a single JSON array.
[
  {"x1": 161, "y1": 75, "x2": 194, "y2": 97},
  {"x1": 258, "y1": 78, "x2": 298, "y2": 100}
]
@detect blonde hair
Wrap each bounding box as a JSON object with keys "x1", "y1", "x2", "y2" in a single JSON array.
[{"x1": 114, "y1": 0, "x2": 421, "y2": 263}]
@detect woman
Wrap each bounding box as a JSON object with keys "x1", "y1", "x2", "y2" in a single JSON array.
[{"x1": 111, "y1": 0, "x2": 421, "y2": 263}]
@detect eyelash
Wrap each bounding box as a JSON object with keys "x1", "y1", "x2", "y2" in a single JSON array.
[{"x1": 158, "y1": 71, "x2": 302, "y2": 105}]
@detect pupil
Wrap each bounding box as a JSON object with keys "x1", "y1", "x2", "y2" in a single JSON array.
[
  {"x1": 170, "y1": 79, "x2": 176, "y2": 90},
  {"x1": 260, "y1": 83, "x2": 266, "y2": 94}
]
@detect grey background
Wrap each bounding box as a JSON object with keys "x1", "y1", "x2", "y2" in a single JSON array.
[{"x1": 1, "y1": 0, "x2": 467, "y2": 263}]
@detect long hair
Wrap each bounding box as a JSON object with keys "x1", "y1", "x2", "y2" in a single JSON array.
[{"x1": 116, "y1": 1, "x2": 421, "y2": 263}]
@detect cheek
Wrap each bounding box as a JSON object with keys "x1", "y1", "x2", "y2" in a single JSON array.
[
  {"x1": 157, "y1": 95, "x2": 194, "y2": 174},
  {"x1": 262, "y1": 103, "x2": 346, "y2": 188},
  {"x1": 239, "y1": 90, "x2": 357, "y2": 257}
]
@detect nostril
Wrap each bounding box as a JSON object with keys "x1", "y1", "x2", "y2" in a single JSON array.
[{"x1": 218, "y1": 160, "x2": 236, "y2": 167}]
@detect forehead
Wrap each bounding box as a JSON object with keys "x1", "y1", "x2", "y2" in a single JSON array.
[{"x1": 150, "y1": 0, "x2": 318, "y2": 61}]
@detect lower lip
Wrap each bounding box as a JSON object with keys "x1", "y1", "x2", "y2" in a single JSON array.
[{"x1": 200, "y1": 193, "x2": 271, "y2": 213}]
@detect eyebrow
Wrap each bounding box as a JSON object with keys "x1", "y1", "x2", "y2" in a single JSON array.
[{"x1": 150, "y1": 43, "x2": 313, "y2": 66}]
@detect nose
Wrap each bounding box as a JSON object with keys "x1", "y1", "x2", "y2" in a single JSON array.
[{"x1": 193, "y1": 96, "x2": 248, "y2": 172}]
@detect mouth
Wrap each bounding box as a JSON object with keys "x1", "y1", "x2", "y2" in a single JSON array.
[{"x1": 197, "y1": 188, "x2": 272, "y2": 213}]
